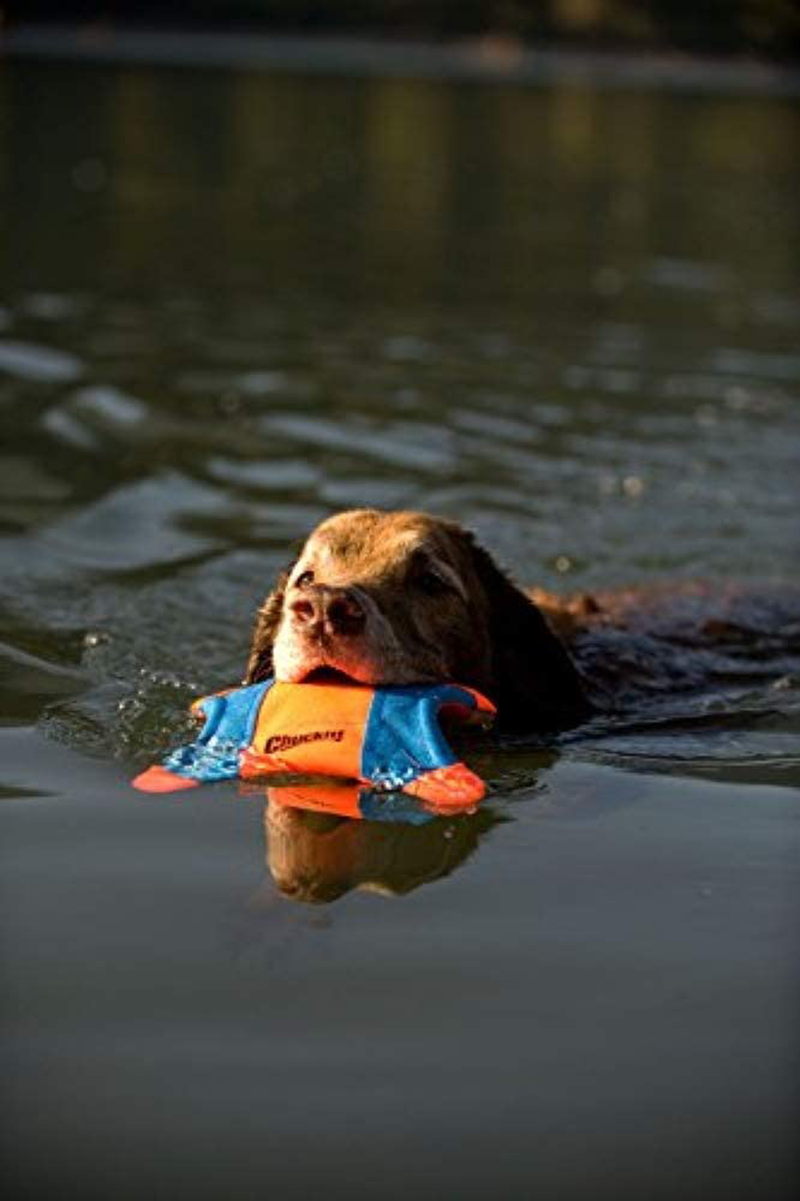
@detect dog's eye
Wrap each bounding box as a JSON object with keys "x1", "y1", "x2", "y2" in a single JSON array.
[
  {"x1": 295, "y1": 570, "x2": 315, "y2": 589},
  {"x1": 416, "y1": 568, "x2": 449, "y2": 596}
]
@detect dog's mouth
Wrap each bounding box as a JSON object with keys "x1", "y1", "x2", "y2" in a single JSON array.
[
  {"x1": 300, "y1": 665, "x2": 361, "y2": 685},
  {"x1": 276, "y1": 637, "x2": 425, "y2": 688}
]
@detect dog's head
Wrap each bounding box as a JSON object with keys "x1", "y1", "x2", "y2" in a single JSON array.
[{"x1": 245, "y1": 509, "x2": 589, "y2": 730}]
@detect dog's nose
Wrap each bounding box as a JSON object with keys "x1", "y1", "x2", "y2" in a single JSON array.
[
  {"x1": 324, "y1": 588, "x2": 367, "y2": 635},
  {"x1": 290, "y1": 586, "x2": 366, "y2": 636}
]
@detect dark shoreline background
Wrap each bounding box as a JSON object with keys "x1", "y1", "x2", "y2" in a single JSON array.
[
  {"x1": 5, "y1": 0, "x2": 800, "y2": 61},
  {"x1": 4, "y1": 25, "x2": 800, "y2": 97}
]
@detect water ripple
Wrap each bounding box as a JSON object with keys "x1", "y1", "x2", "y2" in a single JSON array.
[
  {"x1": 38, "y1": 473, "x2": 227, "y2": 572},
  {"x1": 261, "y1": 413, "x2": 454, "y2": 472},
  {"x1": 0, "y1": 339, "x2": 83, "y2": 383}
]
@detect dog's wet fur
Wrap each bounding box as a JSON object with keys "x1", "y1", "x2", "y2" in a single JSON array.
[{"x1": 245, "y1": 509, "x2": 800, "y2": 732}]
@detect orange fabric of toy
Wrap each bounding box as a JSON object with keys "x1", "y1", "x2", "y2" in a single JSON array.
[{"x1": 239, "y1": 680, "x2": 373, "y2": 781}]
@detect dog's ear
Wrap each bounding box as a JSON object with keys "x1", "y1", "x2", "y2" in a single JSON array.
[
  {"x1": 244, "y1": 571, "x2": 289, "y2": 684},
  {"x1": 467, "y1": 539, "x2": 592, "y2": 730}
]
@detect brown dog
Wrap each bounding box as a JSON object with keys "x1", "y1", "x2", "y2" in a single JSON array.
[{"x1": 245, "y1": 508, "x2": 799, "y2": 732}]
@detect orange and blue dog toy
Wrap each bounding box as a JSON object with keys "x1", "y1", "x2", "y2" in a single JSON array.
[{"x1": 132, "y1": 679, "x2": 495, "y2": 809}]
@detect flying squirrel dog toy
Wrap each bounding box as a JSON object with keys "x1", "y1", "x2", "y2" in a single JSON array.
[{"x1": 132, "y1": 678, "x2": 496, "y2": 810}]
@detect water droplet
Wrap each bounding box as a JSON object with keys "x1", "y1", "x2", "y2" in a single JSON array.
[
  {"x1": 84, "y1": 630, "x2": 110, "y2": 648},
  {"x1": 622, "y1": 475, "x2": 644, "y2": 499}
]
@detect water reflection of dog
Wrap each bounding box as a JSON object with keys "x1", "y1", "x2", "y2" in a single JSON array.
[{"x1": 263, "y1": 781, "x2": 505, "y2": 904}]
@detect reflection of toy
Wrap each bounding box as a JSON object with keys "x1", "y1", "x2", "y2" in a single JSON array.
[
  {"x1": 265, "y1": 780, "x2": 439, "y2": 825},
  {"x1": 132, "y1": 679, "x2": 495, "y2": 810}
]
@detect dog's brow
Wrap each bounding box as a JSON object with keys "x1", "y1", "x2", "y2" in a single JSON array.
[
  {"x1": 408, "y1": 544, "x2": 469, "y2": 600},
  {"x1": 300, "y1": 538, "x2": 333, "y2": 566},
  {"x1": 430, "y1": 558, "x2": 468, "y2": 599}
]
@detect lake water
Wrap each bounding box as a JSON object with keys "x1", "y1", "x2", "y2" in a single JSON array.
[{"x1": 1, "y1": 50, "x2": 799, "y2": 1200}]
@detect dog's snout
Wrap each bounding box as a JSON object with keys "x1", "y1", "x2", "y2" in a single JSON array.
[
  {"x1": 290, "y1": 586, "x2": 365, "y2": 636},
  {"x1": 289, "y1": 593, "x2": 319, "y2": 627}
]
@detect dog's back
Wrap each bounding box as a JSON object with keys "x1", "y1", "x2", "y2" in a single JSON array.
[{"x1": 536, "y1": 580, "x2": 800, "y2": 714}]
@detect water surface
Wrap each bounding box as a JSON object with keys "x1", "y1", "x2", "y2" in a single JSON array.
[{"x1": 1, "y1": 55, "x2": 798, "y2": 1200}]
